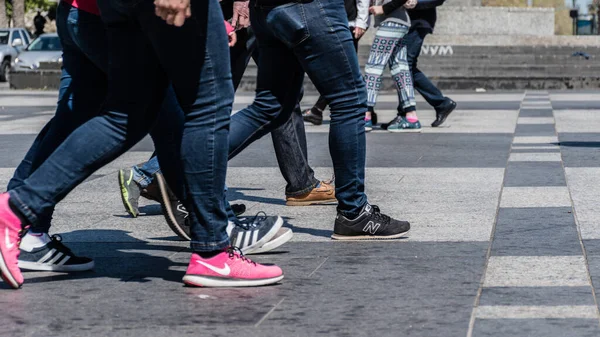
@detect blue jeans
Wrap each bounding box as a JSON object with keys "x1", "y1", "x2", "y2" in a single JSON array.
[
  {"x1": 7, "y1": 2, "x2": 108, "y2": 233},
  {"x1": 9, "y1": 0, "x2": 233, "y2": 252},
  {"x1": 138, "y1": 27, "x2": 319, "y2": 197},
  {"x1": 228, "y1": 0, "x2": 368, "y2": 217},
  {"x1": 401, "y1": 28, "x2": 447, "y2": 112}
]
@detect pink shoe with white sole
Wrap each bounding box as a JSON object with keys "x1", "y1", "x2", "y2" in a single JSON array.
[
  {"x1": 0, "y1": 193, "x2": 27, "y2": 289},
  {"x1": 183, "y1": 247, "x2": 283, "y2": 287}
]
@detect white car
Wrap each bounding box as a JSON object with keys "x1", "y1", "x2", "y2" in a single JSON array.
[
  {"x1": 12, "y1": 33, "x2": 62, "y2": 72},
  {"x1": 0, "y1": 28, "x2": 32, "y2": 81}
]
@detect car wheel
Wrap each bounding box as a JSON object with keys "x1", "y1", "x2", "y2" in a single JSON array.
[{"x1": 0, "y1": 59, "x2": 9, "y2": 82}]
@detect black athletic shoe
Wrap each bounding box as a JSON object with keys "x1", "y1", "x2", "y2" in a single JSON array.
[
  {"x1": 118, "y1": 168, "x2": 142, "y2": 217},
  {"x1": 380, "y1": 115, "x2": 402, "y2": 131},
  {"x1": 155, "y1": 173, "x2": 190, "y2": 240},
  {"x1": 18, "y1": 235, "x2": 94, "y2": 272},
  {"x1": 302, "y1": 108, "x2": 323, "y2": 125},
  {"x1": 432, "y1": 99, "x2": 456, "y2": 127},
  {"x1": 331, "y1": 204, "x2": 410, "y2": 240}
]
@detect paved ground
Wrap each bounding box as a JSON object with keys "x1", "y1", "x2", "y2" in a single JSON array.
[{"x1": 1, "y1": 90, "x2": 600, "y2": 336}]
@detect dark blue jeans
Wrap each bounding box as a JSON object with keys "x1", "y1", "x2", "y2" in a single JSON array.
[
  {"x1": 402, "y1": 28, "x2": 447, "y2": 112},
  {"x1": 228, "y1": 0, "x2": 368, "y2": 217},
  {"x1": 141, "y1": 27, "x2": 319, "y2": 197},
  {"x1": 7, "y1": 2, "x2": 108, "y2": 233},
  {"x1": 9, "y1": 0, "x2": 233, "y2": 252}
]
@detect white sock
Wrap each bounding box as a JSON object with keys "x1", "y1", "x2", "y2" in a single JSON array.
[{"x1": 20, "y1": 232, "x2": 51, "y2": 252}]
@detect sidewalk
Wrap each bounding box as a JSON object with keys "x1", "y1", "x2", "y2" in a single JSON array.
[{"x1": 1, "y1": 91, "x2": 600, "y2": 336}]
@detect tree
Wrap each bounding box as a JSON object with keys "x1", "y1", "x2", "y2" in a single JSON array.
[
  {"x1": 0, "y1": 0, "x2": 8, "y2": 27},
  {"x1": 12, "y1": 0, "x2": 24, "y2": 27}
]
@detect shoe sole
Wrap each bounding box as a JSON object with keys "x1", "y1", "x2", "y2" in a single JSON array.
[
  {"x1": 182, "y1": 274, "x2": 284, "y2": 287},
  {"x1": 432, "y1": 103, "x2": 456, "y2": 127},
  {"x1": 241, "y1": 216, "x2": 284, "y2": 255},
  {"x1": 18, "y1": 260, "x2": 95, "y2": 272},
  {"x1": 118, "y1": 170, "x2": 138, "y2": 218},
  {"x1": 388, "y1": 128, "x2": 422, "y2": 133},
  {"x1": 250, "y1": 228, "x2": 294, "y2": 254},
  {"x1": 286, "y1": 197, "x2": 337, "y2": 206},
  {"x1": 330, "y1": 230, "x2": 410, "y2": 241},
  {"x1": 0, "y1": 248, "x2": 20, "y2": 289},
  {"x1": 156, "y1": 173, "x2": 191, "y2": 241}
]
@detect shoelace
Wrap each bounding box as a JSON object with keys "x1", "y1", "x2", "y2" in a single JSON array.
[
  {"x1": 234, "y1": 211, "x2": 267, "y2": 230},
  {"x1": 226, "y1": 246, "x2": 256, "y2": 266},
  {"x1": 370, "y1": 205, "x2": 391, "y2": 225}
]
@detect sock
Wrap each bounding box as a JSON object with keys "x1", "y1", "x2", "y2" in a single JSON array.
[
  {"x1": 406, "y1": 115, "x2": 419, "y2": 123},
  {"x1": 20, "y1": 232, "x2": 51, "y2": 252},
  {"x1": 196, "y1": 249, "x2": 225, "y2": 259}
]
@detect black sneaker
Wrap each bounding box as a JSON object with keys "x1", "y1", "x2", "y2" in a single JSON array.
[
  {"x1": 302, "y1": 108, "x2": 323, "y2": 125},
  {"x1": 18, "y1": 235, "x2": 94, "y2": 272},
  {"x1": 432, "y1": 99, "x2": 456, "y2": 127},
  {"x1": 229, "y1": 213, "x2": 284, "y2": 254},
  {"x1": 155, "y1": 173, "x2": 190, "y2": 240},
  {"x1": 118, "y1": 168, "x2": 142, "y2": 217},
  {"x1": 331, "y1": 204, "x2": 410, "y2": 240}
]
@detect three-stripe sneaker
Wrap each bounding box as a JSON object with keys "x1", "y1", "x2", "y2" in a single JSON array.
[
  {"x1": 183, "y1": 247, "x2": 283, "y2": 287},
  {"x1": 331, "y1": 204, "x2": 410, "y2": 240},
  {"x1": 18, "y1": 234, "x2": 94, "y2": 272},
  {"x1": 229, "y1": 213, "x2": 284, "y2": 255}
]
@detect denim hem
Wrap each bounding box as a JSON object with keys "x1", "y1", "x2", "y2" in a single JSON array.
[
  {"x1": 190, "y1": 237, "x2": 230, "y2": 252},
  {"x1": 338, "y1": 200, "x2": 366, "y2": 219},
  {"x1": 285, "y1": 178, "x2": 319, "y2": 197},
  {"x1": 7, "y1": 190, "x2": 39, "y2": 225}
]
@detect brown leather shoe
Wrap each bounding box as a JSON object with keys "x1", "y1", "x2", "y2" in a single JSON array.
[{"x1": 286, "y1": 181, "x2": 337, "y2": 206}]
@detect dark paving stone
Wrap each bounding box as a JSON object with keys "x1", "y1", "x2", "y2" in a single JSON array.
[
  {"x1": 472, "y1": 319, "x2": 600, "y2": 337},
  {"x1": 503, "y1": 162, "x2": 566, "y2": 187},
  {"x1": 523, "y1": 98, "x2": 550, "y2": 102},
  {"x1": 558, "y1": 133, "x2": 600, "y2": 167},
  {"x1": 514, "y1": 124, "x2": 557, "y2": 136},
  {"x1": 479, "y1": 287, "x2": 595, "y2": 306},
  {"x1": 260, "y1": 255, "x2": 486, "y2": 337},
  {"x1": 232, "y1": 101, "x2": 522, "y2": 112},
  {"x1": 552, "y1": 101, "x2": 600, "y2": 110},
  {"x1": 491, "y1": 207, "x2": 581, "y2": 256},
  {"x1": 519, "y1": 109, "x2": 554, "y2": 117},
  {"x1": 583, "y1": 240, "x2": 600, "y2": 256},
  {"x1": 0, "y1": 242, "x2": 487, "y2": 336},
  {"x1": 584, "y1": 255, "x2": 600, "y2": 300}
]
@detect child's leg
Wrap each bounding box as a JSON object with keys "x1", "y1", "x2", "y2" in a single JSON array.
[
  {"x1": 364, "y1": 22, "x2": 406, "y2": 119},
  {"x1": 388, "y1": 25, "x2": 417, "y2": 121}
]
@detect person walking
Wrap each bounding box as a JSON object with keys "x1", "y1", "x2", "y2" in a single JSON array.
[{"x1": 301, "y1": 0, "x2": 370, "y2": 126}]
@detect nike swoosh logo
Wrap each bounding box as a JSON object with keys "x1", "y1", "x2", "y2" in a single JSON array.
[
  {"x1": 5, "y1": 228, "x2": 15, "y2": 249},
  {"x1": 196, "y1": 260, "x2": 231, "y2": 276}
]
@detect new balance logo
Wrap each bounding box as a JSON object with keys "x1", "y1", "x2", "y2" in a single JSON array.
[{"x1": 363, "y1": 221, "x2": 381, "y2": 235}]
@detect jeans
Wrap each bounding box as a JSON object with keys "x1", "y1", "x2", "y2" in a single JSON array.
[
  {"x1": 310, "y1": 26, "x2": 362, "y2": 113},
  {"x1": 400, "y1": 28, "x2": 447, "y2": 112},
  {"x1": 139, "y1": 26, "x2": 319, "y2": 197},
  {"x1": 7, "y1": 2, "x2": 108, "y2": 233},
  {"x1": 228, "y1": 0, "x2": 368, "y2": 217},
  {"x1": 9, "y1": 0, "x2": 233, "y2": 252}
]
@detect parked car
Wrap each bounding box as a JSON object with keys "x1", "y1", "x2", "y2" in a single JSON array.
[
  {"x1": 12, "y1": 34, "x2": 62, "y2": 74},
  {"x1": 0, "y1": 28, "x2": 32, "y2": 82}
]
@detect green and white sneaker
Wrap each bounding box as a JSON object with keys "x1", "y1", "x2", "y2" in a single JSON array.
[
  {"x1": 387, "y1": 118, "x2": 422, "y2": 133},
  {"x1": 118, "y1": 168, "x2": 142, "y2": 217}
]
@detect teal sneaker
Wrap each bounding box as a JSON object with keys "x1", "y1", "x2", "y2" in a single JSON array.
[
  {"x1": 387, "y1": 118, "x2": 422, "y2": 133},
  {"x1": 365, "y1": 119, "x2": 373, "y2": 132}
]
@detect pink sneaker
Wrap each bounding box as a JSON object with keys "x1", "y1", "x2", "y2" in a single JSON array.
[
  {"x1": 183, "y1": 247, "x2": 283, "y2": 287},
  {"x1": 0, "y1": 193, "x2": 26, "y2": 289}
]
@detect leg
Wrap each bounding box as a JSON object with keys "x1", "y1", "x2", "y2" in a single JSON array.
[
  {"x1": 388, "y1": 24, "x2": 416, "y2": 114},
  {"x1": 364, "y1": 22, "x2": 401, "y2": 111},
  {"x1": 404, "y1": 28, "x2": 447, "y2": 110}
]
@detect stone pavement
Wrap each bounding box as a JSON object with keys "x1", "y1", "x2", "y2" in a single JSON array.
[{"x1": 1, "y1": 90, "x2": 600, "y2": 336}]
